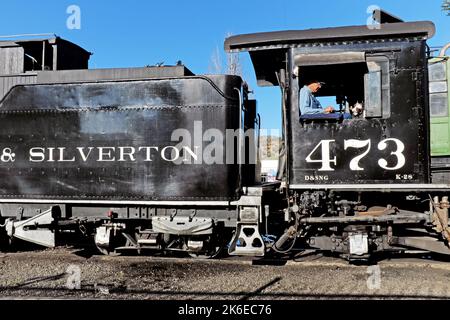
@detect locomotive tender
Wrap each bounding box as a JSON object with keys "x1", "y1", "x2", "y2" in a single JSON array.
[{"x1": 1, "y1": 12, "x2": 450, "y2": 261}]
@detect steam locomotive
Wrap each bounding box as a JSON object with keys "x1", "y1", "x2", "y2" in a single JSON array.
[{"x1": 0, "y1": 11, "x2": 450, "y2": 261}]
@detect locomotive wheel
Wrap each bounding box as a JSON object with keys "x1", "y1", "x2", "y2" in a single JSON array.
[
  {"x1": 186, "y1": 232, "x2": 229, "y2": 259},
  {"x1": 0, "y1": 237, "x2": 13, "y2": 252},
  {"x1": 95, "y1": 243, "x2": 122, "y2": 257},
  {"x1": 94, "y1": 225, "x2": 128, "y2": 256},
  {"x1": 187, "y1": 244, "x2": 223, "y2": 259}
]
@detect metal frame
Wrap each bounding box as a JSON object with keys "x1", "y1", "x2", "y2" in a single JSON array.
[
  {"x1": 0, "y1": 199, "x2": 231, "y2": 206},
  {"x1": 290, "y1": 184, "x2": 450, "y2": 191}
]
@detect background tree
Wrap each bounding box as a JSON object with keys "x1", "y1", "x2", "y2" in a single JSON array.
[
  {"x1": 225, "y1": 33, "x2": 242, "y2": 76},
  {"x1": 208, "y1": 33, "x2": 242, "y2": 76},
  {"x1": 208, "y1": 46, "x2": 222, "y2": 74},
  {"x1": 443, "y1": 0, "x2": 450, "y2": 15}
]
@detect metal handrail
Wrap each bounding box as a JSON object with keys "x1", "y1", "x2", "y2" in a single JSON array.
[
  {"x1": 0, "y1": 33, "x2": 57, "y2": 39},
  {"x1": 439, "y1": 42, "x2": 450, "y2": 57}
]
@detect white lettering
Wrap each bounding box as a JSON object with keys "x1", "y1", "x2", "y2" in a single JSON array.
[
  {"x1": 225, "y1": 128, "x2": 256, "y2": 165},
  {"x1": 344, "y1": 139, "x2": 371, "y2": 171},
  {"x1": 182, "y1": 146, "x2": 199, "y2": 162},
  {"x1": 98, "y1": 147, "x2": 116, "y2": 162},
  {"x1": 161, "y1": 146, "x2": 180, "y2": 162},
  {"x1": 378, "y1": 138, "x2": 406, "y2": 170},
  {"x1": 203, "y1": 129, "x2": 223, "y2": 165},
  {"x1": 58, "y1": 147, "x2": 76, "y2": 162},
  {"x1": 118, "y1": 147, "x2": 136, "y2": 162},
  {"x1": 138, "y1": 147, "x2": 159, "y2": 161},
  {"x1": 304, "y1": 175, "x2": 329, "y2": 181},
  {"x1": 178, "y1": 304, "x2": 212, "y2": 317},
  {"x1": 66, "y1": 5, "x2": 81, "y2": 30},
  {"x1": 47, "y1": 147, "x2": 55, "y2": 162},
  {"x1": 29, "y1": 147, "x2": 45, "y2": 162},
  {"x1": 193, "y1": 121, "x2": 203, "y2": 165},
  {"x1": 305, "y1": 138, "x2": 407, "y2": 172},
  {"x1": 77, "y1": 147, "x2": 94, "y2": 162},
  {"x1": 305, "y1": 140, "x2": 336, "y2": 171},
  {"x1": 171, "y1": 128, "x2": 191, "y2": 165}
]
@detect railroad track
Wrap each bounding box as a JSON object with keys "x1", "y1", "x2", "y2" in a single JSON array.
[{"x1": 1, "y1": 248, "x2": 450, "y2": 300}]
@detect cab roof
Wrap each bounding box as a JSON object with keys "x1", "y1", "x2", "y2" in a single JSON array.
[
  {"x1": 224, "y1": 21, "x2": 435, "y2": 53},
  {"x1": 224, "y1": 21, "x2": 435, "y2": 87}
]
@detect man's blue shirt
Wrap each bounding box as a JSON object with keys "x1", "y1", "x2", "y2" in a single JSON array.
[{"x1": 299, "y1": 85, "x2": 324, "y2": 115}]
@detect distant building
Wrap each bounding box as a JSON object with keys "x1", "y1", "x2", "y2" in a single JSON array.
[
  {"x1": 259, "y1": 135, "x2": 280, "y2": 182},
  {"x1": 259, "y1": 135, "x2": 281, "y2": 160},
  {"x1": 261, "y1": 159, "x2": 279, "y2": 182}
]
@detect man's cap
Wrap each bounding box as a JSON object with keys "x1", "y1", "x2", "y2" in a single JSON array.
[{"x1": 306, "y1": 79, "x2": 326, "y2": 85}]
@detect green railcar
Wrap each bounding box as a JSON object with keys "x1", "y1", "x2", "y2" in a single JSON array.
[{"x1": 430, "y1": 45, "x2": 450, "y2": 182}]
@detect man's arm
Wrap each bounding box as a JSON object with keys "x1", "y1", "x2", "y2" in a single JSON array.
[
  {"x1": 324, "y1": 106, "x2": 335, "y2": 113},
  {"x1": 299, "y1": 88, "x2": 322, "y2": 114}
]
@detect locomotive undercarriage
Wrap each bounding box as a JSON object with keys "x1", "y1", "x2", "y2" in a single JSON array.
[
  {"x1": 0, "y1": 188, "x2": 267, "y2": 258},
  {"x1": 274, "y1": 189, "x2": 450, "y2": 261},
  {"x1": 0, "y1": 206, "x2": 240, "y2": 258},
  {"x1": 2, "y1": 188, "x2": 450, "y2": 261},
  {"x1": 93, "y1": 220, "x2": 233, "y2": 258}
]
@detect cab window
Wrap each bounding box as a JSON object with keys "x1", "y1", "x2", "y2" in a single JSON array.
[{"x1": 295, "y1": 52, "x2": 390, "y2": 120}]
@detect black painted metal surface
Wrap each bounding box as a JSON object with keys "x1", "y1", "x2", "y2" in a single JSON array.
[
  {"x1": 0, "y1": 75, "x2": 243, "y2": 201},
  {"x1": 288, "y1": 40, "x2": 430, "y2": 185}
]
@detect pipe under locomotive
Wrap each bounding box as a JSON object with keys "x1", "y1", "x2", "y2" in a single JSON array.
[{"x1": 0, "y1": 13, "x2": 450, "y2": 261}]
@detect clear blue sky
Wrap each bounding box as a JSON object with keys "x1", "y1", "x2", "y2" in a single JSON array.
[{"x1": 0, "y1": 0, "x2": 448, "y2": 132}]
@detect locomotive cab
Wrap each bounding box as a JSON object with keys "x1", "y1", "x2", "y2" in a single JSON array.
[
  {"x1": 226, "y1": 13, "x2": 450, "y2": 260},
  {"x1": 226, "y1": 20, "x2": 434, "y2": 187}
]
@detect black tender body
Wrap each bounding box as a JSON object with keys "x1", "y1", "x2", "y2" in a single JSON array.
[{"x1": 0, "y1": 75, "x2": 243, "y2": 201}]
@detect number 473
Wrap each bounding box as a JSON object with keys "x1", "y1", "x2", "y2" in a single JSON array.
[{"x1": 305, "y1": 138, "x2": 406, "y2": 172}]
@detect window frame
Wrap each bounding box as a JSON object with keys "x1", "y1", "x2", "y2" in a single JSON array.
[{"x1": 364, "y1": 55, "x2": 390, "y2": 119}]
